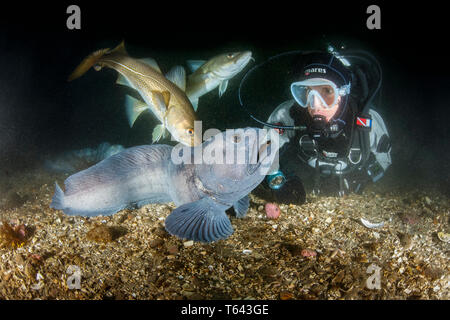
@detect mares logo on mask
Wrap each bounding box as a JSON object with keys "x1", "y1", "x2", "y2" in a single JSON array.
[{"x1": 304, "y1": 68, "x2": 327, "y2": 76}]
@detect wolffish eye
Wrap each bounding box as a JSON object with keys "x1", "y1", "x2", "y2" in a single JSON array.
[
  {"x1": 231, "y1": 134, "x2": 241, "y2": 143},
  {"x1": 227, "y1": 53, "x2": 235, "y2": 59}
]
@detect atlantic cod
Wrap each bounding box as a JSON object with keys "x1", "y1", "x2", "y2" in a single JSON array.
[
  {"x1": 185, "y1": 51, "x2": 253, "y2": 111},
  {"x1": 50, "y1": 128, "x2": 276, "y2": 242},
  {"x1": 68, "y1": 41, "x2": 201, "y2": 147},
  {"x1": 122, "y1": 51, "x2": 253, "y2": 118}
]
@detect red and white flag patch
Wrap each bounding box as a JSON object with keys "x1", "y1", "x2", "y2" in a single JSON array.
[{"x1": 356, "y1": 117, "x2": 372, "y2": 128}]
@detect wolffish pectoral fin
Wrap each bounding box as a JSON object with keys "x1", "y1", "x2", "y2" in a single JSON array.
[
  {"x1": 125, "y1": 95, "x2": 149, "y2": 127},
  {"x1": 233, "y1": 195, "x2": 250, "y2": 218},
  {"x1": 218, "y1": 80, "x2": 229, "y2": 97},
  {"x1": 152, "y1": 124, "x2": 166, "y2": 143},
  {"x1": 165, "y1": 197, "x2": 234, "y2": 242}
]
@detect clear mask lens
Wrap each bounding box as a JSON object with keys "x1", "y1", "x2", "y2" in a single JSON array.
[{"x1": 291, "y1": 79, "x2": 348, "y2": 110}]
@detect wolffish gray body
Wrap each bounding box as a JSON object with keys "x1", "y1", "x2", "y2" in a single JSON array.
[{"x1": 50, "y1": 129, "x2": 274, "y2": 242}]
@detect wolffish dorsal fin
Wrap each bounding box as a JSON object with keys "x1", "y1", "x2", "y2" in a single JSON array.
[
  {"x1": 165, "y1": 66, "x2": 186, "y2": 91},
  {"x1": 138, "y1": 58, "x2": 162, "y2": 74}
]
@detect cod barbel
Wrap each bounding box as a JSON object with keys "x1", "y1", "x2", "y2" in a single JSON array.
[
  {"x1": 185, "y1": 51, "x2": 253, "y2": 111},
  {"x1": 68, "y1": 41, "x2": 201, "y2": 146}
]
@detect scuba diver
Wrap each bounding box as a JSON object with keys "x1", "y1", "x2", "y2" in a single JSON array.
[{"x1": 240, "y1": 47, "x2": 392, "y2": 205}]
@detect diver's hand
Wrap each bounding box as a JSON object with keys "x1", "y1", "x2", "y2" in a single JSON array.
[{"x1": 271, "y1": 175, "x2": 306, "y2": 205}]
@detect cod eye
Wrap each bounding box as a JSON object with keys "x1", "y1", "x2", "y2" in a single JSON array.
[
  {"x1": 187, "y1": 128, "x2": 194, "y2": 135},
  {"x1": 227, "y1": 53, "x2": 234, "y2": 59},
  {"x1": 232, "y1": 134, "x2": 241, "y2": 143}
]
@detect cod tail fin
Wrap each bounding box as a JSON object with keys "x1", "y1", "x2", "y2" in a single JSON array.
[
  {"x1": 67, "y1": 40, "x2": 128, "y2": 81},
  {"x1": 50, "y1": 182, "x2": 65, "y2": 210}
]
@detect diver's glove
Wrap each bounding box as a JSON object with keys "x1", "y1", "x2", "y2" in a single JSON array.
[{"x1": 266, "y1": 171, "x2": 306, "y2": 205}]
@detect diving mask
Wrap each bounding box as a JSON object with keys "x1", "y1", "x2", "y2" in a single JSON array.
[{"x1": 290, "y1": 78, "x2": 351, "y2": 109}]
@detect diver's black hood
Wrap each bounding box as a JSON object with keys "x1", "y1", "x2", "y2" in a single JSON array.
[{"x1": 292, "y1": 51, "x2": 352, "y2": 89}]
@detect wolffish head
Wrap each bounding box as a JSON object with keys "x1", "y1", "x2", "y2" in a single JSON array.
[
  {"x1": 195, "y1": 128, "x2": 278, "y2": 199},
  {"x1": 208, "y1": 51, "x2": 253, "y2": 81}
]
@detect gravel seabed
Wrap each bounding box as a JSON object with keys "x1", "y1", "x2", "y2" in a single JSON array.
[{"x1": 0, "y1": 168, "x2": 448, "y2": 300}]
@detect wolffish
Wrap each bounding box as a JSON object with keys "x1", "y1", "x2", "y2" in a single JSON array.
[{"x1": 50, "y1": 128, "x2": 277, "y2": 242}]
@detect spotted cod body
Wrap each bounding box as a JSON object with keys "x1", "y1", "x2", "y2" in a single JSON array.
[
  {"x1": 68, "y1": 41, "x2": 201, "y2": 147},
  {"x1": 50, "y1": 129, "x2": 276, "y2": 242}
]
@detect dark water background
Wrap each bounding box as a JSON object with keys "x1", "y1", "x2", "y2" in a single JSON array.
[{"x1": 0, "y1": 1, "x2": 448, "y2": 194}]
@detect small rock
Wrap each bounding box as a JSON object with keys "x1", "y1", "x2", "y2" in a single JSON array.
[
  {"x1": 325, "y1": 217, "x2": 332, "y2": 224},
  {"x1": 397, "y1": 232, "x2": 412, "y2": 248},
  {"x1": 149, "y1": 239, "x2": 164, "y2": 248},
  {"x1": 331, "y1": 270, "x2": 345, "y2": 285},
  {"x1": 14, "y1": 253, "x2": 25, "y2": 265},
  {"x1": 280, "y1": 291, "x2": 294, "y2": 300},
  {"x1": 437, "y1": 232, "x2": 450, "y2": 243},
  {"x1": 301, "y1": 249, "x2": 317, "y2": 258},
  {"x1": 167, "y1": 245, "x2": 179, "y2": 255},
  {"x1": 183, "y1": 240, "x2": 194, "y2": 247}
]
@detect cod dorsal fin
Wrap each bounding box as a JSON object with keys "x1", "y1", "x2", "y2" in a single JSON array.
[
  {"x1": 116, "y1": 74, "x2": 135, "y2": 89},
  {"x1": 165, "y1": 66, "x2": 186, "y2": 91},
  {"x1": 138, "y1": 58, "x2": 162, "y2": 74},
  {"x1": 186, "y1": 60, "x2": 206, "y2": 73}
]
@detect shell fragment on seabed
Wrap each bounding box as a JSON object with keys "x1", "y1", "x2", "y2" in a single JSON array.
[{"x1": 360, "y1": 217, "x2": 385, "y2": 229}]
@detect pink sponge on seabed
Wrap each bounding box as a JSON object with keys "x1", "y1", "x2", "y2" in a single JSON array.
[{"x1": 265, "y1": 203, "x2": 281, "y2": 219}]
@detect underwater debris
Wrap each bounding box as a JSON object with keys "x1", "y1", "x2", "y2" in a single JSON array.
[
  {"x1": 301, "y1": 248, "x2": 317, "y2": 258},
  {"x1": 265, "y1": 203, "x2": 281, "y2": 219},
  {"x1": 360, "y1": 217, "x2": 385, "y2": 229},
  {"x1": 0, "y1": 220, "x2": 31, "y2": 249},
  {"x1": 437, "y1": 232, "x2": 450, "y2": 243},
  {"x1": 183, "y1": 240, "x2": 194, "y2": 247},
  {"x1": 279, "y1": 291, "x2": 294, "y2": 300}
]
